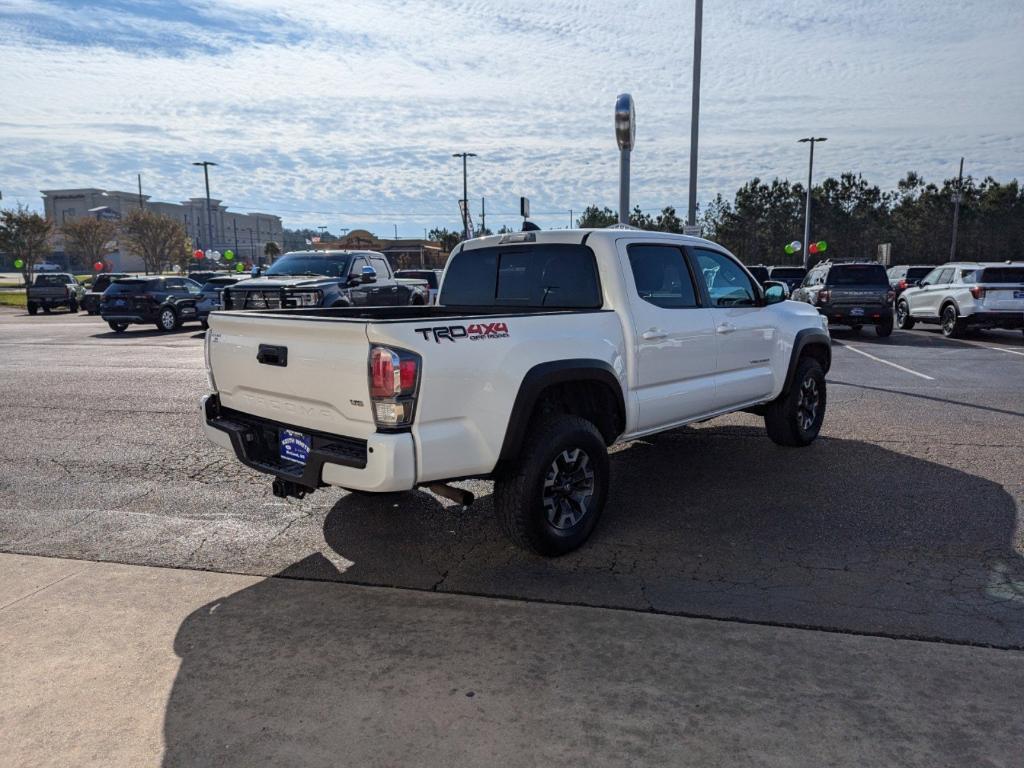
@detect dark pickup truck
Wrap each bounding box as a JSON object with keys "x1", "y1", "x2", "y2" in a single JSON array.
[
  {"x1": 27, "y1": 273, "x2": 85, "y2": 315},
  {"x1": 223, "y1": 250, "x2": 428, "y2": 310},
  {"x1": 792, "y1": 260, "x2": 895, "y2": 337}
]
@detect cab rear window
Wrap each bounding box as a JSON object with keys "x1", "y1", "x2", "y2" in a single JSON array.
[{"x1": 440, "y1": 244, "x2": 601, "y2": 308}]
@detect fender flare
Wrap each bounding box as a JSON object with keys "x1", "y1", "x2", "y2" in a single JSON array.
[
  {"x1": 498, "y1": 359, "x2": 626, "y2": 462},
  {"x1": 782, "y1": 328, "x2": 832, "y2": 395}
]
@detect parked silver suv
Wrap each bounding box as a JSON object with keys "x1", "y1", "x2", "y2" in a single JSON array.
[{"x1": 895, "y1": 262, "x2": 1024, "y2": 337}]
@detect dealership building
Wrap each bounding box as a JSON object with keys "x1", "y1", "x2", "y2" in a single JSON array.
[{"x1": 41, "y1": 188, "x2": 282, "y2": 271}]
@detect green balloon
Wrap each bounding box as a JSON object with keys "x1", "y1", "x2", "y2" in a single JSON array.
[
  {"x1": 817, "y1": 241, "x2": 828, "y2": 252},
  {"x1": 224, "y1": 250, "x2": 235, "y2": 261},
  {"x1": 14, "y1": 259, "x2": 24, "y2": 269},
  {"x1": 784, "y1": 244, "x2": 794, "y2": 255},
  {"x1": 235, "y1": 263, "x2": 244, "y2": 272}
]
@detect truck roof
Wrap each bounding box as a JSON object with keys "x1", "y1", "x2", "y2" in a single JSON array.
[{"x1": 461, "y1": 227, "x2": 718, "y2": 252}]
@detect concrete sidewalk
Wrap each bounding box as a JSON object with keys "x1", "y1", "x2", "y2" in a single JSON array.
[{"x1": 1, "y1": 553, "x2": 1021, "y2": 767}]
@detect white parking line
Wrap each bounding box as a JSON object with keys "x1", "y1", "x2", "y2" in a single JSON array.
[
  {"x1": 989, "y1": 346, "x2": 1024, "y2": 357},
  {"x1": 838, "y1": 343, "x2": 935, "y2": 381}
]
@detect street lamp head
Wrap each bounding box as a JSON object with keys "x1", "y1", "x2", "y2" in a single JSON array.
[
  {"x1": 797, "y1": 137, "x2": 828, "y2": 143},
  {"x1": 615, "y1": 93, "x2": 636, "y2": 151},
  {"x1": 192, "y1": 161, "x2": 218, "y2": 166}
]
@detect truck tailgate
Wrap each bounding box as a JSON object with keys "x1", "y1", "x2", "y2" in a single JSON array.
[{"x1": 208, "y1": 312, "x2": 375, "y2": 438}]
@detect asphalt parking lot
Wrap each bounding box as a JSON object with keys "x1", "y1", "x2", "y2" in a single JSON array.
[{"x1": 2, "y1": 306, "x2": 1022, "y2": 651}]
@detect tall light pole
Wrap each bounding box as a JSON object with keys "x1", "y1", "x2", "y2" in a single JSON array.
[
  {"x1": 615, "y1": 93, "x2": 635, "y2": 225},
  {"x1": 192, "y1": 161, "x2": 217, "y2": 252},
  {"x1": 798, "y1": 137, "x2": 827, "y2": 269},
  {"x1": 950, "y1": 156, "x2": 965, "y2": 261},
  {"x1": 687, "y1": 0, "x2": 703, "y2": 227},
  {"x1": 452, "y1": 152, "x2": 477, "y2": 239}
]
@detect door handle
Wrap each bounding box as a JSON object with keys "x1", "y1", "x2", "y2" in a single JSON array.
[
  {"x1": 641, "y1": 328, "x2": 668, "y2": 340},
  {"x1": 716, "y1": 323, "x2": 736, "y2": 334}
]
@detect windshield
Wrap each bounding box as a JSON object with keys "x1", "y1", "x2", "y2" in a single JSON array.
[
  {"x1": 827, "y1": 264, "x2": 888, "y2": 286},
  {"x1": 265, "y1": 252, "x2": 351, "y2": 278}
]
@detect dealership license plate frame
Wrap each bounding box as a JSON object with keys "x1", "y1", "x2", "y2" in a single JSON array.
[{"x1": 279, "y1": 429, "x2": 311, "y2": 465}]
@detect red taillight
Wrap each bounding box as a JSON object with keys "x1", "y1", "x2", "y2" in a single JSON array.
[
  {"x1": 369, "y1": 346, "x2": 421, "y2": 427},
  {"x1": 898, "y1": 279, "x2": 907, "y2": 290},
  {"x1": 817, "y1": 289, "x2": 831, "y2": 304},
  {"x1": 970, "y1": 286, "x2": 986, "y2": 300}
]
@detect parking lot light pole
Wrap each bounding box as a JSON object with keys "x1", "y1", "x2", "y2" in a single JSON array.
[
  {"x1": 798, "y1": 138, "x2": 826, "y2": 269},
  {"x1": 687, "y1": 0, "x2": 703, "y2": 227},
  {"x1": 452, "y1": 152, "x2": 477, "y2": 240},
  {"x1": 192, "y1": 161, "x2": 217, "y2": 252}
]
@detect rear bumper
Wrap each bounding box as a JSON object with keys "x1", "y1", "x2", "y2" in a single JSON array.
[
  {"x1": 101, "y1": 314, "x2": 147, "y2": 323},
  {"x1": 819, "y1": 306, "x2": 893, "y2": 325},
  {"x1": 200, "y1": 394, "x2": 416, "y2": 493},
  {"x1": 964, "y1": 311, "x2": 1024, "y2": 329}
]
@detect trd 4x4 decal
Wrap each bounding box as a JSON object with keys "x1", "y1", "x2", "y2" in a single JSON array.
[{"x1": 414, "y1": 322, "x2": 510, "y2": 343}]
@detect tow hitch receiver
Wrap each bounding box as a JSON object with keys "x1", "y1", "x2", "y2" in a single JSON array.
[{"x1": 273, "y1": 478, "x2": 310, "y2": 500}]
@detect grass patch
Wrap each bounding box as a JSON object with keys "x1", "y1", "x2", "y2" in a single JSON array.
[{"x1": 0, "y1": 292, "x2": 27, "y2": 308}]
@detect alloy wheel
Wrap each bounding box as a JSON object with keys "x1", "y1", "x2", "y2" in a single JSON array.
[
  {"x1": 541, "y1": 448, "x2": 595, "y2": 530},
  {"x1": 796, "y1": 375, "x2": 820, "y2": 432}
]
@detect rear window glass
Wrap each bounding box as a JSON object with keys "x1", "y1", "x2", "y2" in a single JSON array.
[
  {"x1": 440, "y1": 244, "x2": 601, "y2": 308},
  {"x1": 979, "y1": 267, "x2": 1024, "y2": 283},
  {"x1": 34, "y1": 274, "x2": 71, "y2": 286},
  {"x1": 770, "y1": 268, "x2": 806, "y2": 278},
  {"x1": 747, "y1": 266, "x2": 770, "y2": 283},
  {"x1": 906, "y1": 267, "x2": 933, "y2": 279},
  {"x1": 105, "y1": 279, "x2": 159, "y2": 295},
  {"x1": 827, "y1": 264, "x2": 888, "y2": 286}
]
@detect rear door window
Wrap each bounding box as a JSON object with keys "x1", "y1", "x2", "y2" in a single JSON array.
[
  {"x1": 627, "y1": 244, "x2": 699, "y2": 308},
  {"x1": 370, "y1": 256, "x2": 391, "y2": 279},
  {"x1": 440, "y1": 243, "x2": 601, "y2": 308}
]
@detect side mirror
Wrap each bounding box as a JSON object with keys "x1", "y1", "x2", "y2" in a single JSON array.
[
  {"x1": 763, "y1": 281, "x2": 788, "y2": 304},
  {"x1": 360, "y1": 265, "x2": 378, "y2": 284},
  {"x1": 916, "y1": 280, "x2": 926, "y2": 288}
]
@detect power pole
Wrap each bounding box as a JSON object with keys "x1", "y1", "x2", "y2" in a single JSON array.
[
  {"x1": 798, "y1": 137, "x2": 827, "y2": 269},
  {"x1": 687, "y1": 0, "x2": 703, "y2": 226},
  {"x1": 569, "y1": 209, "x2": 573, "y2": 229},
  {"x1": 452, "y1": 152, "x2": 477, "y2": 239},
  {"x1": 137, "y1": 173, "x2": 145, "y2": 210},
  {"x1": 480, "y1": 197, "x2": 486, "y2": 234},
  {"x1": 192, "y1": 161, "x2": 217, "y2": 253},
  {"x1": 950, "y1": 156, "x2": 965, "y2": 261},
  {"x1": 233, "y1": 219, "x2": 239, "y2": 257}
]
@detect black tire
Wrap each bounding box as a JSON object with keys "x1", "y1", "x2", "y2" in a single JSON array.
[
  {"x1": 199, "y1": 318, "x2": 209, "y2": 330},
  {"x1": 494, "y1": 414, "x2": 609, "y2": 556},
  {"x1": 88, "y1": 308, "x2": 98, "y2": 316},
  {"x1": 27, "y1": 303, "x2": 38, "y2": 316},
  {"x1": 941, "y1": 304, "x2": 966, "y2": 338},
  {"x1": 895, "y1": 300, "x2": 915, "y2": 329},
  {"x1": 108, "y1": 321, "x2": 128, "y2": 333},
  {"x1": 156, "y1": 306, "x2": 178, "y2": 332},
  {"x1": 875, "y1": 318, "x2": 893, "y2": 337},
  {"x1": 42, "y1": 305, "x2": 51, "y2": 314},
  {"x1": 68, "y1": 300, "x2": 78, "y2": 313},
  {"x1": 764, "y1": 357, "x2": 826, "y2": 447}
]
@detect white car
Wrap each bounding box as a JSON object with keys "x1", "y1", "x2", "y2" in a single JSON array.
[
  {"x1": 201, "y1": 228, "x2": 831, "y2": 555},
  {"x1": 895, "y1": 262, "x2": 1024, "y2": 337}
]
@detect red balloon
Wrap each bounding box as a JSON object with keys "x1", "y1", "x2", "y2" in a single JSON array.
[
  {"x1": 93, "y1": 261, "x2": 104, "y2": 271},
  {"x1": 808, "y1": 243, "x2": 819, "y2": 254},
  {"x1": 194, "y1": 249, "x2": 204, "y2": 260}
]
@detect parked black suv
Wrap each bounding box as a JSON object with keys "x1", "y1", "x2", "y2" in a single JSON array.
[
  {"x1": 196, "y1": 275, "x2": 247, "y2": 328},
  {"x1": 886, "y1": 264, "x2": 936, "y2": 299},
  {"x1": 99, "y1": 276, "x2": 203, "y2": 333},
  {"x1": 81, "y1": 272, "x2": 129, "y2": 314},
  {"x1": 768, "y1": 266, "x2": 807, "y2": 292},
  {"x1": 793, "y1": 260, "x2": 895, "y2": 337},
  {"x1": 222, "y1": 250, "x2": 428, "y2": 310}
]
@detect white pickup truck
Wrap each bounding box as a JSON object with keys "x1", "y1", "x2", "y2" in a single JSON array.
[{"x1": 201, "y1": 229, "x2": 831, "y2": 555}]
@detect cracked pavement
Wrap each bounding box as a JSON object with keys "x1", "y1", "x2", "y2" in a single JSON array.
[{"x1": 2, "y1": 308, "x2": 1023, "y2": 648}]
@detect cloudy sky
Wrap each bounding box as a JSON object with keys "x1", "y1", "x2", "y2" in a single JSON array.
[{"x1": 1, "y1": 0, "x2": 1021, "y2": 235}]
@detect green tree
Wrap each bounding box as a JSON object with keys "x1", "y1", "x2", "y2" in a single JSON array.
[
  {"x1": 654, "y1": 206, "x2": 684, "y2": 233},
  {"x1": 428, "y1": 227, "x2": 461, "y2": 252},
  {"x1": 576, "y1": 205, "x2": 617, "y2": 228},
  {"x1": 263, "y1": 241, "x2": 281, "y2": 262},
  {"x1": 120, "y1": 210, "x2": 188, "y2": 274},
  {"x1": 0, "y1": 206, "x2": 54, "y2": 283},
  {"x1": 61, "y1": 217, "x2": 118, "y2": 271}
]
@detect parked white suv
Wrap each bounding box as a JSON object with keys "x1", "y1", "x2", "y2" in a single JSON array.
[
  {"x1": 895, "y1": 262, "x2": 1024, "y2": 337},
  {"x1": 201, "y1": 229, "x2": 831, "y2": 555}
]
